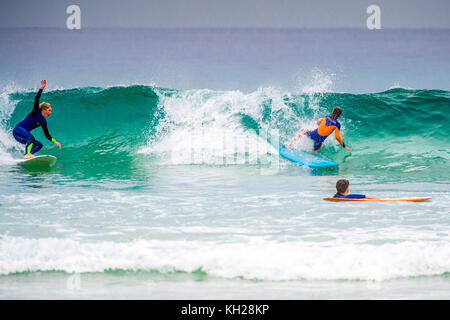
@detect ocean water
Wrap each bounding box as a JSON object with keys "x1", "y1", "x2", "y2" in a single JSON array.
[{"x1": 0, "y1": 28, "x2": 449, "y2": 299}]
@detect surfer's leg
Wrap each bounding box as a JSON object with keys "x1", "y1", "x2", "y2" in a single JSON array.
[
  {"x1": 304, "y1": 130, "x2": 327, "y2": 153},
  {"x1": 24, "y1": 135, "x2": 38, "y2": 155},
  {"x1": 16, "y1": 128, "x2": 40, "y2": 157},
  {"x1": 13, "y1": 126, "x2": 35, "y2": 157},
  {"x1": 12, "y1": 126, "x2": 29, "y2": 145},
  {"x1": 24, "y1": 137, "x2": 42, "y2": 158},
  {"x1": 312, "y1": 142, "x2": 323, "y2": 153},
  {"x1": 30, "y1": 140, "x2": 43, "y2": 154},
  {"x1": 288, "y1": 129, "x2": 310, "y2": 149},
  {"x1": 303, "y1": 130, "x2": 321, "y2": 152}
]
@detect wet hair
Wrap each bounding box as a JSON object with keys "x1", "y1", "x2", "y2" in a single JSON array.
[
  {"x1": 39, "y1": 102, "x2": 52, "y2": 110},
  {"x1": 334, "y1": 179, "x2": 349, "y2": 197},
  {"x1": 331, "y1": 107, "x2": 342, "y2": 119}
]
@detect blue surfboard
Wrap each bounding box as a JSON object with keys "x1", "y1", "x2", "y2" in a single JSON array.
[{"x1": 278, "y1": 146, "x2": 339, "y2": 168}]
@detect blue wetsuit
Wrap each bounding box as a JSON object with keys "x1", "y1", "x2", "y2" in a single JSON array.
[
  {"x1": 334, "y1": 194, "x2": 366, "y2": 199},
  {"x1": 13, "y1": 89, "x2": 54, "y2": 155}
]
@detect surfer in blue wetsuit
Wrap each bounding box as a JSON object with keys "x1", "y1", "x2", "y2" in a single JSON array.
[
  {"x1": 287, "y1": 107, "x2": 352, "y2": 153},
  {"x1": 12, "y1": 80, "x2": 61, "y2": 159},
  {"x1": 333, "y1": 179, "x2": 378, "y2": 199}
]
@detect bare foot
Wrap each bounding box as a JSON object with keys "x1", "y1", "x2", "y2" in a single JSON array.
[{"x1": 24, "y1": 154, "x2": 34, "y2": 159}]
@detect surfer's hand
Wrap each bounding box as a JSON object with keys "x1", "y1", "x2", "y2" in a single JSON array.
[
  {"x1": 344, "y1": 146, "x2": 352, "y2": 152},
  {"x1": 54, "y1": 141, "x2": 61, "y2": 149},
  {"x1": 40, "y1": 79, "x2": 47, "y2": 90}
]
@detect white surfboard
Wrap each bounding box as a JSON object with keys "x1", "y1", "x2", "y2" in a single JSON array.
[{"x1": 18, "y1": 155, "x2": 57, "y2": 167}]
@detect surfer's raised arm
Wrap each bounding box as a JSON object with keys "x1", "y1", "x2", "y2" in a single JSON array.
[{"x1": 32, "y1": 80, "x2": 46, "y2": 114}]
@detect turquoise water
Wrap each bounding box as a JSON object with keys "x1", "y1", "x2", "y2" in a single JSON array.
[
  {"x1": 3, "y1": 86, "x2": 449, "y2": 180},
  {"x1": 0, "y1": 28, "x2": 449, "y2": 299}
]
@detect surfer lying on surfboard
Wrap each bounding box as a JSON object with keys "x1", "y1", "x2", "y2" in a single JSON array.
[
  {"x1": 287, "y1": 107, "x2": 352, "y2": 153},
  {"x1": 12, "y1": 80, "x2": 61, "y2": 159},
  {"x1": 333, "y1": 179, "x2": 378, "y2": 200},
  {"x1": 324, "y1": 179, "x2": 432, "y2": 202}
]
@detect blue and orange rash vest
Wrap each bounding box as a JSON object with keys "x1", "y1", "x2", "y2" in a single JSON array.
[
  {"x1": 334, "y1": 194, "x2": 366, "y2": 199},
  {"x1": 16, "y1": 89, "x2": 54, "y2": 142},
  {"x1": 314, "y1": 115, "x2": 345, "y2": 147}
]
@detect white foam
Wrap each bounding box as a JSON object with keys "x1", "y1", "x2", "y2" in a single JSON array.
[
  {"x1": 140, "y1": 84, "x2": 352, "y2": 164},
  {"x1": 0, "y1": 84, "x2": 24, "y2": 164},
  {"x1": 388, "y1": 82, "x2": 415, "y2": 91},
  {"x1": 297, "y1": 68, "x2": 336, "y2": 95},
  {"x1": 139, "y1": 87, "x2": 299, "y2": 165},
  {"x1": 1, "y1": 236, "x2": 449, "y2": 281}
]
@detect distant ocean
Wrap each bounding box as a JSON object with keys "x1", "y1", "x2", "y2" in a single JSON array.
[{"x1": 0, "y1": 28, "x2": 449, "y2": 299}]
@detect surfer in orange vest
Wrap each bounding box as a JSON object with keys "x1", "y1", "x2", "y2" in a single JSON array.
[{"x1": 287, "y1": 106, "x2": 352, "y2": 153}]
